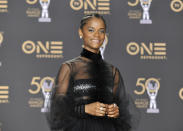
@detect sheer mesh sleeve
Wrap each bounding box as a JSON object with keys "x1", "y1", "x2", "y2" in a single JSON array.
[
  {"x1": 113, "y1": 67, "x2": 140, "y2": 131},
  {"x1": 55, "y1": 63, "x2": 71, "y2": 95},
  {"x1": 48, "y1": 63, "x2": 77, "y2": 131}
]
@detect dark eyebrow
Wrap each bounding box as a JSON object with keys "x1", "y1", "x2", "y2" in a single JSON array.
[
  {"x1": 86, "y1": 26, "x2": 105, "y2": 31},
  {"x1": 87, "y1": 26, "x2": 94, "y2": 29},
  {"x1": 87, "y1": 26, "x2": 105, "y2": 29}
]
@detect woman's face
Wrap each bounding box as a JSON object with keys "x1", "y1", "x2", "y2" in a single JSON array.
[{"x1": 79, "y1": 17, "x2": 106, "y2": 53}]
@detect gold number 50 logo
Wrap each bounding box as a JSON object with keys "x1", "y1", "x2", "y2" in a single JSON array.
[
  {"x1": 134, "y1": 77, "x2": 160, "y2": 95},
  {"x1": 29, "y1": 76, "x2": 54, "y2": 94}
]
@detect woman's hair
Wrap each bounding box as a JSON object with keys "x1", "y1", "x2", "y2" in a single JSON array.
[{"x1": 80, "y1": 13, "x2": 107, "y2": 29}]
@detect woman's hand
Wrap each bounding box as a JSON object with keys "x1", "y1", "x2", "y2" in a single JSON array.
[
  {"x1": 85, "y1": 102, "x2": 107, "y2": 117},
  {"x1": 107, "y1": 103, "x2": 119, "y2": 118}
]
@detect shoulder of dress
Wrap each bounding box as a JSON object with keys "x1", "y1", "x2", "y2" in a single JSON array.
[
  {"x1": 103, "y1": 60, "x2": 120, "y2": 76},
  {"x1": 103, "y1": 60, "x2": 116, "y2": 69},
  {"x1": 63, "y1": 56, "x2": 81, "y2": 65}
]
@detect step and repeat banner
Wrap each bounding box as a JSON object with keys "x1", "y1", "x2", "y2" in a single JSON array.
[{"x1": 0, "y1": 0, "x2": 183, "y2": 131}]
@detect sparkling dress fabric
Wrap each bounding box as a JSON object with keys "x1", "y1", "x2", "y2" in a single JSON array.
[{"x1": 47, "y1": 48, "x2": 139, "y2": 131}]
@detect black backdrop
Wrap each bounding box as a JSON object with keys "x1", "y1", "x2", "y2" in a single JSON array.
[{"x1": 0, "y1": 0, "x2": 183, "y2": 131}]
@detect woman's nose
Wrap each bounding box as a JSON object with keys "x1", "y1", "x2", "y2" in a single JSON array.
[{"x1": 94, "y1": 31, "x2": 99, "y2": 37}]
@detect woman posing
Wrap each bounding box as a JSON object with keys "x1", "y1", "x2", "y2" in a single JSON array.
[{"x1": 48, "y1": 14, "x2": 138, "y2": 131}]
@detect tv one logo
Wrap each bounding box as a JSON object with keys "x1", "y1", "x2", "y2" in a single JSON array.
[
  {"x1": 22, "y1": 40, "x2": 63, "y2": 58},
  {"x1": 0, "y1": 86, "x2": 9, "y2": 103},
  {"x1": 170, "y1": 0, "x2": 183, "y2": 12},
  {"x1": 126, "y1": 42, "x2": 167, "y2": 60},
  {"x1": 0, "y1": 0, "x2": 8, "y2": 13},
  {"x1": 70, "y1": 0, "x2": 110, "y2": 14}
]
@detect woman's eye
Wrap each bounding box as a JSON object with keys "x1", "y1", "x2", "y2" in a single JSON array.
[
  {"x1": 99, "y1": 30, "x2": 105, "y2": 33},
  {"x1": 88, "y1": 29, "x2": 94, "y2": 32}
]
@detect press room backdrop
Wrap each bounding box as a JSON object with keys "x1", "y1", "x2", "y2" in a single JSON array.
[{"x1": 0, "y1": 0, "x2": 183, "y2": 131}]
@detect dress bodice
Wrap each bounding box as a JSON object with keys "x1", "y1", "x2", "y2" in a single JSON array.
[
  {"x1": 73, "y1": 79, "x2": 97, "y2": 96},
  {"x1": 72, "y1": 79, "x2": 98, "y2": 105}
]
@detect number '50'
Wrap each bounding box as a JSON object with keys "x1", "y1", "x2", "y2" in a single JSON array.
[
  {"x1": 29, "y1": 77, "x2": 54, "y2": 94},
  {"x1": 134, "y1": 78, "x2": 160, "y2": 95}
]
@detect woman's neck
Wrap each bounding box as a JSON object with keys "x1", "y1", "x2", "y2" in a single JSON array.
[
  {"x1": 82, "y1": 46, "x2": 99, "y2": 54},
  {"x1": 80, "y1": 48, "x2": 102, "y2": 62}
]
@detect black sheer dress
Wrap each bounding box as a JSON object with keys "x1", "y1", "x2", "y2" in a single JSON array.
[{"x1": 48, "y1": 48, "x2": 138, "y2": 131}]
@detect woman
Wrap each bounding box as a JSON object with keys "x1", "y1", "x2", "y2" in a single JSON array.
[{"x1": 48, "y1": 14, "x2": 138, "y2": 131}]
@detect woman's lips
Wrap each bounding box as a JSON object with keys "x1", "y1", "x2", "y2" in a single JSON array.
[{"x1": 91, "y1": 39, "x2": 100, "y2": 43}]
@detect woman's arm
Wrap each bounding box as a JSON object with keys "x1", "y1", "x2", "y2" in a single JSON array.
[
  {"x1": 111, "y1": 67, "x2": 140, "y2": 130},
  {"x1": 48, "y1": 63, "x2": 76, "y2": 130},
  {"x1": 112, "y1": 67, "x2": 132, "y2": 129}
]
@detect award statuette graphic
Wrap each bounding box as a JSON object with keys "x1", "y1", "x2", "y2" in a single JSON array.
[
  {"x1": 41, "y1": 80, "x2": 53, "y2": 112},
  {"x1": 146, "y1": 79, "x2": 160, "y2": 113},
  {"x1": 38, "y1": 0, "x2": 51, "y2": 22},
  {"x1": 140, "y1": 0, "x2": 152, "y2": 24}
]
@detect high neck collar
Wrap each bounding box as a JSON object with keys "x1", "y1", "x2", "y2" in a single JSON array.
[{"x1": 80, "y1": 48, "x2": 102, "y2": 62}]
